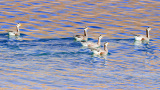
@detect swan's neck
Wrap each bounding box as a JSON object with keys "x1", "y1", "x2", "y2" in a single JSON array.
[
  {"x1": 97, "y1": 38, "x2": 101, "y2": 45},
  {"x1": 146, "y1": 29, "x2": 149, "y2": 38},
  {"x1": 104, "y1": 44, "x2": 108, "y2": 51},
  {"x1": 84, "y1": 30, "x2": 87, "y2": 36},
  {"x1": 16, "y1": 26, "x2": 19, "y2": 33}
]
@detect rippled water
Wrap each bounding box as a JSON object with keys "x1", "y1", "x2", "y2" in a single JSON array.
[{"x1": 0, "y1": 0, "x2": 160, "y2": 89}]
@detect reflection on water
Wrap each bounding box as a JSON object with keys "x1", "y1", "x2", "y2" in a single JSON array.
[
  {"x1": 8, "y1": 35, "x2": 23, "y2": 41},
  {"x1": 0, "y1": 0, "x2": 160, "y2": 89}
]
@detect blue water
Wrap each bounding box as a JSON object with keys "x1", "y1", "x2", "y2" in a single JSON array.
[
  {"x1": 0, "y1": 0, "x2": 160, "y2": 89},
  {"x1": 0, "y1": 33, "x2": 159, "y2": 89}
]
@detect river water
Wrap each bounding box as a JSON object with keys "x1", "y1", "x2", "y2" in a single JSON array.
[{"x1": 0, "y1": 0, "x2": 160, "y2": 90}]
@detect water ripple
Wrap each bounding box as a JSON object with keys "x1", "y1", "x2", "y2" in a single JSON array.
[{"x1": 0, "y1": 0, "x2": 159, "y2": 89}]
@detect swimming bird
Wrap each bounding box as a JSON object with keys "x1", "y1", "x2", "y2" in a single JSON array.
[
  {"x1": 133, "y1": 27, "x2": 152, "y2": 41},
  {"x1": 74, "y1": 26, "x2": 89, "y2": 41},
  {"x1": 91, "y1": 42, "x2": 109, "y2": 56},
  {"x1": 8, "y1": 23, "x2": 21, "y2": 36},
  {"x1": 81, "y1": 35, "x2": 103, "y2": 48}
]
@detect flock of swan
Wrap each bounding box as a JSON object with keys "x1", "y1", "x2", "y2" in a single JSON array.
[
  {"x1": 7, "y1": 23, "x2": 152, "y2": 56},
  {"x1": 74, "y1": 26, "x2": 152, "y2": 56}
]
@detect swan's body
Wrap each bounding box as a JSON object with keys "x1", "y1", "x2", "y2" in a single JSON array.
[
  {"x1": 134, "y1": 27, "x2": 151, "y2": 41},
  {"x1": 8, "y1": 23, "x2": 21, "y2": 36},
  {"x1": 75, "y1": 26, "x2": 89, "y2": 41},
  {"x1": 81, "y1": 35, "x2": 103, "y2": 48},
  {"x1": 91, "y1": 42, "x2": 109, "y2": 56}
]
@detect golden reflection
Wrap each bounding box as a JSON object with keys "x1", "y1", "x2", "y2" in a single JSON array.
[
  {"x1": 0, "y1": 0, "x2": 158, "y2": 40},
  {"x1": 0, "y1": 0, "x2": 159, "y2": 89}
]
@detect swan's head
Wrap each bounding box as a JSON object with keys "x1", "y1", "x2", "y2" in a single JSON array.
[
  {"x1": 17, "y1": 23, "x2": 21, "y2": 27},
  {"x1": 104, "y1": 42, "x2": 109, "y2": 46},
  {"x1": 146, "y1": 27, "x2": 152, "y2": 31},
  {"x1": 99, "y1": 35, "x2": 103, "y2": 39},
  {"x1": 84, "y1": 26, "x2": 89, "y2": 31}
]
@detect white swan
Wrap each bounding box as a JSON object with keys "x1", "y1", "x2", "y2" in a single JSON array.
[
  {"x1": 134, "y1": 27, "x2": 152, "y2": 41},
  {"x1": 8, "y1": 23, "x2": 21, "y2": 36},
  {"x1": 75, "y1": 26, "x2": 89, "y2": 41},
  {"x1": 91, "y1": 42, "x2": 109, "y2": 56},
  {"x1": 81, "y1": 35, "x2": 103, "y2": 48}
]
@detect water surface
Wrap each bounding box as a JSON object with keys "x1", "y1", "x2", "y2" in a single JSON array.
[{"x1": 0, "y1": 0, "x2": 160, "y2": 89}]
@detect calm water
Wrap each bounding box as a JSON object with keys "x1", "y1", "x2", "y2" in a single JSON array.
[{"x1": 0, "y1": 0, "x2": 160, "y2": 90}]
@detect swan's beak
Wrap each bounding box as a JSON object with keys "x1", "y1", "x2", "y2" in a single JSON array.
[
  {"x1": 18, "y1": 23, "x2": 21, "y2": 26},
  {"x1": 85, "y1": 27, "x2": 89, "y2": 30},
  {"x1": 147, "y1": 27, "x2": 152, "y2": 31},
  {"x1": 150, "y1": 28, "x2": 152, "y2": 30}
]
